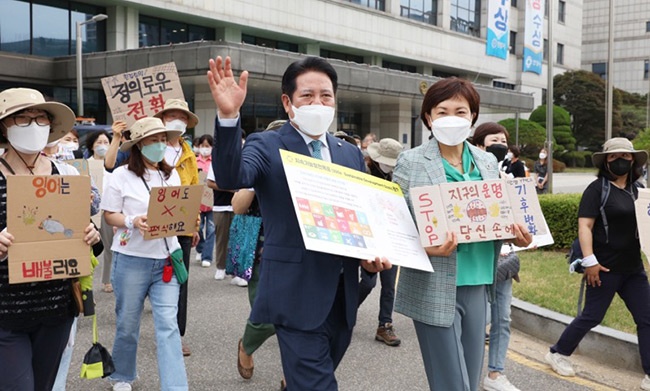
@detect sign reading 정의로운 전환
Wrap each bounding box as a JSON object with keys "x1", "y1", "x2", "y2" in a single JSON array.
[
  {"x1": 410, "y1": 178, "x2": 548, "y2": 247},
  {"x1": 280, "y1": 149, "x2": 432, "y2": 273},
  {"x1": 6, "y1": 175, "x2": 91, "y2": 283},
  {"x1": 101, "y1": 62, "x2": 184, "y2": 128},
  {"x1": 144, "y1": 185, "x2": 203, "y2": 240}
]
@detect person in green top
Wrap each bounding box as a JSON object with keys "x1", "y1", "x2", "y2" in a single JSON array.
[{"x1": 392, "y1": 77, "x2": 532, "y2": 391}]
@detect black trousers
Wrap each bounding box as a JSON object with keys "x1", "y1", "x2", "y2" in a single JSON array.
[{"x1": 177, "y1": 235, "x2": 192, "y2": 337}]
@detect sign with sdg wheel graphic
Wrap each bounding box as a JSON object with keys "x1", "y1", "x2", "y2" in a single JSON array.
[{"x1": 280, "y1": 150, "x2": 432, "y2": 273}]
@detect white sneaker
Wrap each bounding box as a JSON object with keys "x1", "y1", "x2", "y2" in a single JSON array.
[
  {"x1": 545, "y1": 352, "x2": 575, "y2": 377},
  {"x1": 214, "y1": 269, "x2": 226, "y2": 280},
  {"x1": 113, "y1": 382, "x2": 132, "y2": 391},
  {"x1": 231, "y1": 276, "x2": 248, "y2": 287},
  {"x1": 641, "y1": 375, "x2": 650, "y2": 391},
  {"x1": 195, "y1": 252, "x2": 201, "y2": 261},
  {"x1": 483, "y1": 374, "x2": 520, "y2": 391},
  {"x1": 201, "y1": 260, "x2": 211, "y2": 268}
]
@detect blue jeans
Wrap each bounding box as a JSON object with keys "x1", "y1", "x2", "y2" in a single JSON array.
[
  {"x1": 196, "y1": 211, "x2": 215, "y2": 263},
  {"x1": 109, "y1": 252, "x2": 188, "y2": 390},
  {"x1": 487, "y1": 278, "x2": 513, "y2": 373}
]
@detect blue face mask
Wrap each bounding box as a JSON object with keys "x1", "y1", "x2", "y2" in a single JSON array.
[{"x1": 140, "y1": 142, "x2": 166, "y2": 163}]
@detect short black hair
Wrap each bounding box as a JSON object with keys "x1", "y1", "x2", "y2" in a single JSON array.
[
  {"x1": 281, "y1": 57, "x2": 338, "y2": 99},
  {"x1": 85, "y1": 130, "x2": 112, "y2": 155},
  {"x1": 198, "y1": 134, "x2": 213, "y2": 146}
]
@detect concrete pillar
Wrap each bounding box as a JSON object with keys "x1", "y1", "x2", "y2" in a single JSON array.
[
  {"x1": 364, "y1": 55, "x2": 382, "y2": 66},
  {"x1": 106, "y1": 6, "x2": 138, "y2": 51},
  {"x1": 300, "y1": 43, "x2": 320, "y2": 56},
  {"x1": 386, "y1": 0, "x2": 401, "y2": 16},
  {"x1": 216, "y1": 26, "x2": 241, "y2": 43},
  {"x1": 369, "y1": 99, "x2": 414, "y2": 148}
]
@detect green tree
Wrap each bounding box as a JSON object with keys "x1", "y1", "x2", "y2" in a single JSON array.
[
  {"x1": 553, "y1": 70, "x2": 623, "y2": 150},
  {"x1": 498, "y1": 118, "x2": 549, "y2": 157},
  {"x1": 529, "y1": 104, "x2": 575, "y2": 153}
]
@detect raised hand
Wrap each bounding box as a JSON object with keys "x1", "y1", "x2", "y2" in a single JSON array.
[{"x1": 207, "y1": 56, "x2": 249, "y2": 118}]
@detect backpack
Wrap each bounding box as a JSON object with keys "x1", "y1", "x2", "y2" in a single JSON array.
[{"x1": 566, "y1": 177, "x2": 641, "y2": 272}]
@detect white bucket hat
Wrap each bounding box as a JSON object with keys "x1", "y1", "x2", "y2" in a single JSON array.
[
  {"x1": 119, "y1": 117, "x2": 183, "y2": 152},
  {"x1": 0, "y1": 88, "x2": 76, "y2": 145},
  {"x1": 153, "y1": 98, "x2": 199, "y2": 129},
  {"x1": 592, "y1": 137, "x2": 648, "y2": 168},
  {"x1": 367, "y1": 138, "x2": 403, "y2": 167}
]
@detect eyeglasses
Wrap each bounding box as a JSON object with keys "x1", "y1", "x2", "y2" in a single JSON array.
[{"x1": 10, "y1": 114, "x2": 51, "y2": 127}]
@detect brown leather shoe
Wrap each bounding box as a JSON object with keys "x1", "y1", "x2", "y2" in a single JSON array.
[
  {"x1": 182, "y1": 342, "x2": 191, "y2": 357},
  {"x1": 237, "y1": 338, "x2": 254, "y2": 379},
  {"x1": 375, "y1": 323, "x2": 401, "y2": 346}
]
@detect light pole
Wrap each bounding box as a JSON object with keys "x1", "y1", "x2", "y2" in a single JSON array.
[
  {"x1": 605, "y1": 0, "x2": 614, "y2": 140},
  {"x1": 76, "y1": 13, "x2": 108, "y2": 117}
]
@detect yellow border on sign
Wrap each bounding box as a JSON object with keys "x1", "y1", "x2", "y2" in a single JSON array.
[{"x1": 280, "y1": 149, "x2": 402, "y2": 196}]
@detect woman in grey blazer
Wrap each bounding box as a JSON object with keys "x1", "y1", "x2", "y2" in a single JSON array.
[{"x1": 393, "y1": 78, "x2": 532, "y2": 391}]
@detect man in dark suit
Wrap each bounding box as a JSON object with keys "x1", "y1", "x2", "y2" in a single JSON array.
[{"x1": 207, "y1": 55, "x2": 391, "y2": 390}]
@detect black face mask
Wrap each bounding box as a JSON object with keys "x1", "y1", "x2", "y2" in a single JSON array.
[
  {"x1": 485, "y1": 144, "x2": 508, "y2": 162},
  {"x1": 607, "y1": 158, "x2": 633, "y2": 176}
]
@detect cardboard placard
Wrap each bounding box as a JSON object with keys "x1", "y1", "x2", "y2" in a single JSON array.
[
  {"x1": 144, "y1": 185, "x2": 203, "y2": 240},
  {"x1": 411, "y1": 178, "x2": 548, "y2": 247},
  {"x1": 198, "y1": 171, "x2": 213, "y2": 208},
  {"x1": 101, "y1": 62, "x2": 184, "y2": 128},
  {"x1": 635, "y1": 188, "x2": 650, "y2": 258},
  {"x1": 66, "y1": 159, "x2": 89, "y2": 176},
  {"x1": 7, "y1": 175, "x2": 91, "y2": 283}
]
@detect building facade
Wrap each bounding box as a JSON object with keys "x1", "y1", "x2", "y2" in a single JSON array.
[
  {"x1": 582, "y1": 0, "x2": 650, "y2": 96},
  {"x1": 0, "y1": 0, "x2": 583, "y2": 146}
]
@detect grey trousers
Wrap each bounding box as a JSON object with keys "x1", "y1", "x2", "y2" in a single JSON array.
[
  {"x1": 413, "y1": 285, "x2": 488, "y2": 391},
  {"x1": 99, "y1": 213, "x2": 114, "y2": 285}
]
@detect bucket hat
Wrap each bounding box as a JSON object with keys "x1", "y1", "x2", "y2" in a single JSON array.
[
  {"x1": 592, "y1": 137, "x2": 648, "y2": 168},
  {"x1": 367, "y1": 138, "x2": 403, "y2": 167},
  {"x1": 153, "y1": 99, "x2": 199, "y2": 129},
  {"x1": 119, "y1": 117, "x2": 183, "y2": 152},
  {"x1": 0, "y1": 88, "x2": 76, "y2": 144}
]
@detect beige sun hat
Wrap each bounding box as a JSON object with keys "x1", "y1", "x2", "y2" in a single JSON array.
[
  {"x1": 367, "y1": 138, "x2": 404, "y2": 167},
  {"x1": 592, "y1": 137, "x2": 648, "y2": 168},
  {"x1": 153, "y1": 98, "x2": 199, "y2": 129},
  {"x1": 119, "y1": 117, "x2": 184, "y2": 152},
  {"x1": 0, "y1": 88, "x2": 76, "y2": 144}
]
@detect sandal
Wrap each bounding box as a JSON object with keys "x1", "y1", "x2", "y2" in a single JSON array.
[{"x1": 103, "y1": 283, "x2": 113, "y2": 293}]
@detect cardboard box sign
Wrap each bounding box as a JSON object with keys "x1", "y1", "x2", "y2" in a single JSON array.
[
  {"x1": 7, "y1": 175, "x2": 91, "y2": 283},
  {"x1": 101, "y1": 62, "x2": 184, "y2": 128},
  {"x1": 144, "y1": 185, "x2": 204, "y2": 240}
]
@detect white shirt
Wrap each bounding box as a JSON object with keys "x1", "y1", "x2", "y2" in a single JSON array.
[
  {"x1": 100, "y1": 166, "x2": 181, "y2": 258},
  {"x1": 164, "y1": 145, "x2": 183, "y2": 167},
  {"x1": 207, "y1": 164, "x2": 234, "y2": 212}
]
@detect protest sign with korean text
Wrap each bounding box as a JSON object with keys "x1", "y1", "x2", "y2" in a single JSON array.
[
  {"x1": 411, "y1": 178, "x2": 548, "y2": 246},
  {"x1": 101, "y1": 62, "x2": 184, "y2": 127},
  {"x1": 144, "y1": 185, "x2": 203, "y2": 240},
  {"x1": 198, "y1": 171, "x2": 213, "y2": 209},
  {"x1": 280, "y1": 150, "x2": 432, "y2": 272},
  {"x1": 7, "y1": 176, "x2": 91, "y2": 283}
]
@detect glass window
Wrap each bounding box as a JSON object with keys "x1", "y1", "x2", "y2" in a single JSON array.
[
  {"x1": 241, "y1": 33, "x2": 298, "y2": 52},
  {"x1": 400, "y1": 0, "x2": 437, "y2": 26},
  {"x1": 558, "y1": 0, "x2": 566, "y2": 23},
  {"x1": 556, "y1": 43, "x2": 564, "y2": 65},
  {"x1": 382, "y1": 60, "x2": 416, "y2": 73},
  {"x1": 346, "y1": 0, "x2": 385, "y2": 11},
  {"x1": 592, "y1": 62, "x2": 607, "y2": 79},
  {"x1": 493, "y1": 81, "x2": 515, "y2": 90},
  {"x1": 139, "y1": 15, "x2": 159, "y2": 47},
  {"x1": 511, "y1": 0, "x2": 517, "y2": 7},
  {"x1": 644, "y1": 60, "x2": 649, "y2": 80},
  {"x1": 161, "y1": 19, "x2": 187, "y2": 44},
  {"x1": 646, "y1": 21, "x2": 650, "y2": 33},
  {"x1": 509, "y1": 31, "x2": 517, "y2": 54},
  {"x1": 33, "y1": 0, "x2": 69, "y2": 56},
  {"x1": 543, "y1": 39, "x2": 548, "y2": 61},
  {"x1": 450, "y1": 0, "x2": 480, "y2": 37},
  {"x1": 0, "y1": 0, "x2": 31, "y2": 54},
  {"x1": 188, "y1": 25, "x2": 214, "y2": 42}
]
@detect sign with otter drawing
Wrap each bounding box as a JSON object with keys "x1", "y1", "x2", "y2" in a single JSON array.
[
  {"x1": 410, "y1": 178, "x2": 547, "y2": 246},
  {"x1": 6, "y1": 175, "x2": 91, "y2": 283}
]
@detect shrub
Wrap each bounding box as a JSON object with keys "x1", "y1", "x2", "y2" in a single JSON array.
[{"x1": 538, "y1": 193, "x2": 582, "y2": 250}]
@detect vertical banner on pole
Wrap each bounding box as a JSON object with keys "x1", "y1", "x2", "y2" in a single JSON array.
[
  {"x1": 486, "y1": 0, "x2": 511, "y2": 60},
  {"x1": 523, "y1": 0, "x2": 545, "y2": 74}
]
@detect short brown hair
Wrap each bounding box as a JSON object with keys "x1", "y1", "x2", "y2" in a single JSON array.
[
  {"x1": 420, "y1": 77, "x2": 480, "y2": 130},
  {"x1": 471, "y1": 122, "x2": 509, "y2": 147}
]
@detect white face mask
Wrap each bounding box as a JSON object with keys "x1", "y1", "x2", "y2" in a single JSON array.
[
  {"x1": 199, "y1": 147, "x2": 212, "y2": 157},
  {"x1": 45, "y1": 140, "x2": 59, "y2": 148},
  {"x1": 539, "y1": 152, "x2": 547, "y2": 160},
  {"x1": 59, "y1": 142, "x2": 79, "y2": 152},
  {"x1": 378, "y1": 162, "x2": 394, "y2": 174},
  {"x1": 95, "y1": 144, "x2": 109, "y2": 158},
  {"x1": 192, "y1": 146, "x2": 199, "y2": 154},
  {"x1": 165, "y1": 119, "x2": 187, "y2": 134},
  {"x1": 430, "y1": 116, "x2": 472, "y2": 147},
  {"x1": 506, "y1": 152, "x2": 514, "y2": 160},
  {"x1": 290, "y1": 104, "x2": 335, "y2": 137},
  {"x1": 7, "y1": 124, "x2": 50, "y2": 154}
]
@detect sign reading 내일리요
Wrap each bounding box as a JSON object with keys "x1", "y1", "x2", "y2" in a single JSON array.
[
  {"x1": 6, "y1": 175, "x2": 91, "y2": 283},
  {"x1": 410, "y1": 178, "x2": 547, "y2": 247},
  {"x1": 101, "y1": 62, "x2": 184, "y2": 128}
]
